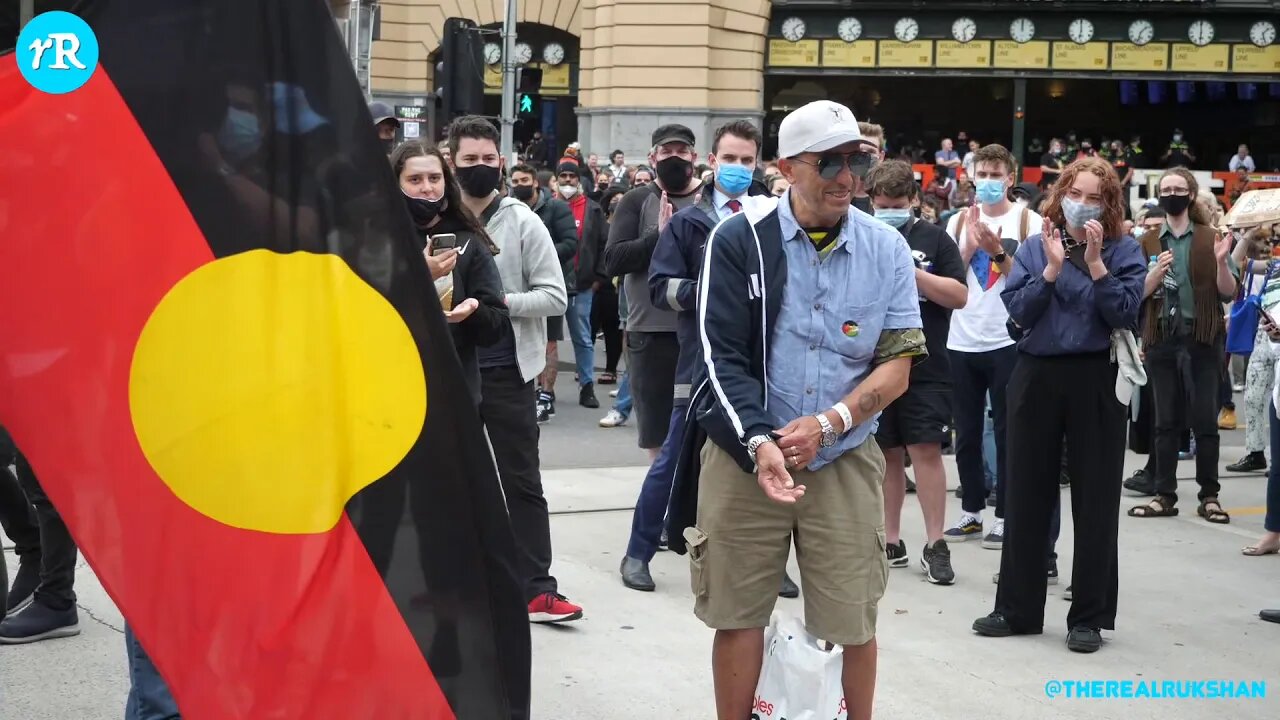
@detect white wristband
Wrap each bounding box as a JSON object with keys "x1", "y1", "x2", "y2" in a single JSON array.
[{"x1": 832, "y1": 402, "x2": 853, "y2": 434}]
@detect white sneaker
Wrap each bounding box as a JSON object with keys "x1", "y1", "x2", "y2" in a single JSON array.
[
  {"x1": 609, "y1": 389, "x2": 619, "y2": 399},
  {"x1": 982, "y1": 519, "x2": 1005, "y2": 550},
  {"x1": 599, "y1": 409, "x2": 628, "y2": 427}
]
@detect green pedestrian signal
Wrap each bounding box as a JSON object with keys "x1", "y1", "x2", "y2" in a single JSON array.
[{"x1": 519, "y1": 94, "x2": 534, "y2": 114}]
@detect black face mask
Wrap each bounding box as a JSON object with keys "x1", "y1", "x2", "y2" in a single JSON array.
[
  {"x1": 404, "y1": 193, "x2": 444, "y2": 228},
  {"x1": 1158, "y1": 194, "x2": 1192, "y2": 217},
  {"x1": 656, "y1": 156, "x2": 693, "y2": 190},
  {"x1": 455, "y1": 164, "x2": 501, "y2": 198},
  {"x1": 511, "y1": 185, "x2": 536, "y2": 203},
  {"x1": 380, "y1": 138, "x2": 394, "y2": 155},
  {"x1": 598, "y1": 182, "x2": 609, "y2": 190}
]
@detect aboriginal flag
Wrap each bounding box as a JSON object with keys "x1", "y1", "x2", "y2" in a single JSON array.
[{"x1": 0, "y1": 2, "x2": 530, "y2": 718}]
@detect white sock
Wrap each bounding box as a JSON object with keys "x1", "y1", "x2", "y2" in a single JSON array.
[{"x1": 962, "y1": 510, "x2": 982, "y2": 524}]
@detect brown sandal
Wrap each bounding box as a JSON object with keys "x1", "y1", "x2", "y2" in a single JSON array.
[
  {"x1": 1128, "y1": 496, "x2": 1179, "y2": 518},
  {"x1": 1198, "y1": 498, "x2": 1230, "y2": 524}
]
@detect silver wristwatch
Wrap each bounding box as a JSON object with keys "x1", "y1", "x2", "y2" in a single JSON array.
[
  {"x1": 747, "y1": 434, "x2": 775, "y2": 462},
  {"x1": 814, "y1": 413, "x2": 837, "y2": 448}
]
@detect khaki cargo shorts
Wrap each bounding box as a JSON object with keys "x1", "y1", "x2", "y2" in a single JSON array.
[{"x1": 687, "y1": 439, "x2": 888, "y2": 646}]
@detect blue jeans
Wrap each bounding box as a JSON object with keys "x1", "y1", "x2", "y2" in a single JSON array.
[
  {"x1": 126, "y1": 625, "x2": 180, "y2": 719},
  {"x1": 565, "y1": 288, "x2": 595, "y2": 388},
  {"x1": 1268, "y1": 402, "x2": 1280, "y2": 532},
  {"x1": 626, "y1": 406, "x2": 686, "y2": 562},
  {"x1": 613, "y1": 372, "x2": 632, "y2": 417}
]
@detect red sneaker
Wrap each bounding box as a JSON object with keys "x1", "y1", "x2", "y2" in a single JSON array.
[{"x1": 528, "y1": 593, "x2": 583, "y2": 624}]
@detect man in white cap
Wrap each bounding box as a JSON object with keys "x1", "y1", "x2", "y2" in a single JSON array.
[{"x1": 675, "y1": 100, "x2": 924, "y2": 720}]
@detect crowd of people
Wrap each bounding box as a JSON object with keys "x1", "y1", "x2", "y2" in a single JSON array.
[{"x1": 4, "y1": 99, "x2": 1279, "y2": 720}]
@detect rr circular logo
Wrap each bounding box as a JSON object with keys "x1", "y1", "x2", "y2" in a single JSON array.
[{"x1": 16, "y1": 11, "x2": 99, "y2": 94}]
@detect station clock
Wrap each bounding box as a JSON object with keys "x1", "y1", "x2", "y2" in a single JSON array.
[
  {"x1": 1128, "y1": 20, "x2": 1154, "y2": 46},
  {"x1": 1010, "y1": 18, "x2": 1036, "y2": 44},
  {"x1": 952, "y1": 17, "x2": 977, "y2": 44},
  {"x1": 1250, "y1": 20, "x2": 1276, "y2": 48},
  {"x1": 781, "y1": 17, "x2": 806, "y2": 42},
  {"x1": 1068, "y1": 18, "x2": 1094, "y2": 45},
  {"x1": 837, "y1": 17, "x2": 862, "y2": 43},
  {"x1": 894, "y1": 17, "x2": 920, "y2": 43},
  {"x1": 1187, "y1": 19, "x2": 1215, "y2": 47}
]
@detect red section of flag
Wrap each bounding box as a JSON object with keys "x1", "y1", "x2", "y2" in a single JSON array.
[{"x1": 0, "y1": 58, "x2": 453, "y2": 720}]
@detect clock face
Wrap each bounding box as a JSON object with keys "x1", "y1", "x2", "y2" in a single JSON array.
[
  {"x1": 1010, "y1": 18, "x2": 1035, "y2": 44},
  {"x1": 1068, "y1": 18, "x2": 1094, "y2": 45},
  {"x1": 513, "y1": 42, "x2": 533, "y2": 64},
  {"x1": 1250, "y1": 20, "x2": 1277, "y2": 48},
  {"x1": 952, "y1": 17, "x2": 977, "y2": 44},
  {"x1": 1188, "y1": 20, "x2": 1215, "y2": 47},
  {"x1": 894, "y1": 17, "x2": 920, "y2": 43},
  {"x1": 837, "y1": 17, "x2": 862, "y2": 43},
  {"x1": 483, "y1": 43, "x2": 501, "y2": 65},
  {"x1": 1128, "y1": 19, "x2": 1154, "y2": 46},
  {"x1": 542, "y1": 42, "x2": 565, "y2": 66},
  {"x1": 781, "y1": 17, "x2": 806, "y2": 42}
]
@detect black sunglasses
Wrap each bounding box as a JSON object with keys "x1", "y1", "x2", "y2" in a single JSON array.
[{"x1": 791, "y1": 151, "x2": 875, "y2": 180}]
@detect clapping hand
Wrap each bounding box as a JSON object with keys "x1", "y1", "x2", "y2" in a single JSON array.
[
  {"x1": 1149, "y1": 250, "x2": 1174, "y2": 282},
  {"x1": 1214, "y1": 230, "x2": 1231, "y2": 264},
  {"x1": 1042, "y1": 216, "x2": 1065, "y2": 273},
  {"x1": 967, "y1": 205, "x2": 1003, "y2": 256},
  {"x1": 658, "y1": 191, "x2": 674, "y2": 233},
  {"x1": 1083, "y1": 219, "x2": 1105, "y2": 266}
]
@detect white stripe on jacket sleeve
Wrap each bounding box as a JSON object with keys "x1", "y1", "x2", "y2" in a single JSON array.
[{"x1": 697, "y1": 217, "x2": 747, "y2": 440}]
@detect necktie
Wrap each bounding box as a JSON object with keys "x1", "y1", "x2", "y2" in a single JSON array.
[{"x1": 727, "y1": 199, "x2": 741, "y2": 214}]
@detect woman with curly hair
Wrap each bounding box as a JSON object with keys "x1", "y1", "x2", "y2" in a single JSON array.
[
  {"x1": 1128, "y1": 167, "x2": 1238, "y2": 525},
  {"x1": 972, "y1": 156, "x2": 1146, "y2": 653}
]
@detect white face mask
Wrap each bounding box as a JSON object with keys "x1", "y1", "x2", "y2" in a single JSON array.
[{"x1": 559, "y1": 184, "x2": 578, "y2": 198}]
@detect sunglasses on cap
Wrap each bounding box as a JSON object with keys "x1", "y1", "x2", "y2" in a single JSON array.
[{"x1": 790, "y1": 150, "x2": 876, "y2": 180}]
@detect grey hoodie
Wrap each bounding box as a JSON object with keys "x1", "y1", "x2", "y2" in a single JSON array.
[{"x1": 484, "y1": 196, "x2": 569, "y2": 382}]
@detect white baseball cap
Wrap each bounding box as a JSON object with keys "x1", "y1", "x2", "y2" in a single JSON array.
[{"x1": 777, "y1": 100, "x2": 864, "y2": 159}]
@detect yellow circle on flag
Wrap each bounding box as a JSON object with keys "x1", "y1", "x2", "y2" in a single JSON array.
[{"x1": 129, "y1": 250, "x2": 427, "y2": 534}]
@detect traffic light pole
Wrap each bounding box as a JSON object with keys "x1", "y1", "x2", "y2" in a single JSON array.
[{"x1": 499, "y1": 0, "x2": 518, "y2": 165}]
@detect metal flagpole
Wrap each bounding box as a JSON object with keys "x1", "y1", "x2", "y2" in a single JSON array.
[{"x1": 499, "y1": 0, "x2": 518, "y2": 164}]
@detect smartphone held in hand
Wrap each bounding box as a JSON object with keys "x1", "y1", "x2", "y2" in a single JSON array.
[{"x1": 430, "y1": 233, "x2": 457, "y2": 256}]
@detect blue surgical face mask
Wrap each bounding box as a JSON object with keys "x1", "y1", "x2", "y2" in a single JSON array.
[
  {"x1": 875, "y1": 207, "x2": 913, "y2": 229},
  {"x1": 217, "y1": 106, "x2": 261, "y2": 163},
  {"x1": 715, "y1": 163, "x2": 753, "y2": 196},
  {"x1": 1062, "y1": 196, "x2": 1103, "y2": 229},
  {"x1": 975, "y1": 178, "x2": 1007, "y2": 205}
]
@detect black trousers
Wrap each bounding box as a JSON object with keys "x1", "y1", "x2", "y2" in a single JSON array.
[
  {"x1": 0, "y1": 448, "x2": 78, "y2": 610},
  {"x1": 951, "y1": 346, "x2": 1018, "y2": 517},
  {"x1": 997, "y1": 352, "x2": 1125, "y2": 632},
  {"x1": 479, "y1": 366, "x2": 556, "y2": 601},
  {"x1": 1147, "y1": 338, "x2": 1223, "y2": 503},
  {"x1": 590, "y1": 283, "x2": 623, "y2": 374}
]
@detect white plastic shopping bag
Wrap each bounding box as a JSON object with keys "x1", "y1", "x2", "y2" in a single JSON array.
[{"x1": 752, "y1": 612, "x2": 848, "y2": 720}]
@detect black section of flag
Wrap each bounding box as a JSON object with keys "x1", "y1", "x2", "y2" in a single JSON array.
[{"x1": 77, "y1": 1, "x2": 530, "y2": 717}]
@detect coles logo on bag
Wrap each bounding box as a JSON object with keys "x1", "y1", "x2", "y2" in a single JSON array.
[{"x1": 750, "y1": 694, "x2": 848, "y2": 719}]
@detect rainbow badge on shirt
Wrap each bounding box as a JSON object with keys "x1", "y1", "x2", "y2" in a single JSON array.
[{"x1": 842, "y1": 321, "x2": 860, "y2": 338}]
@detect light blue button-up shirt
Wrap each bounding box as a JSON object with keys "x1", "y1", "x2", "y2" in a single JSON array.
[
  {"x1": 712, "y1": 187, "x2": 742, "y2": 222},
  {"x1": 768, "y1": 193, "x2": 922, "y2": 469}
]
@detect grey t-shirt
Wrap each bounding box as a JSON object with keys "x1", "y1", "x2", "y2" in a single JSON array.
[{"x1": 607, "y1": 182, "x2": 702, "y2": 333}]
